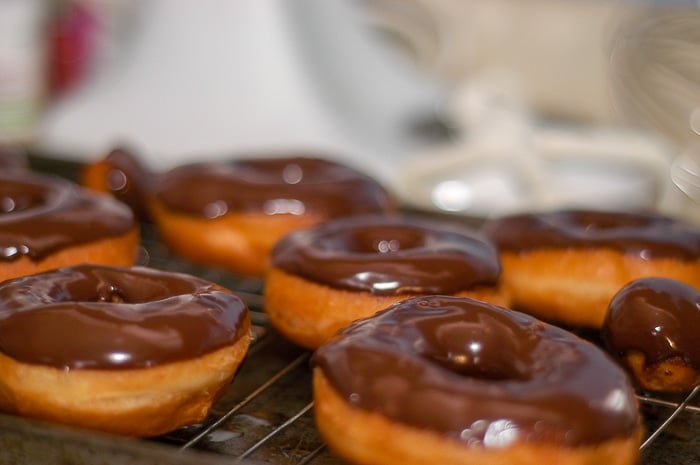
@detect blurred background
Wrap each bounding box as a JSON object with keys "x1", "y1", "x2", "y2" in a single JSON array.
[{"x1": 1, "y1": 0, "x2": 699, "y2": 221}]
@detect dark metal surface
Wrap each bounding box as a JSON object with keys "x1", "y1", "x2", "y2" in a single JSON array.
[{"x1": 0, "y1": 156, "x2": 698, "y2": 464}]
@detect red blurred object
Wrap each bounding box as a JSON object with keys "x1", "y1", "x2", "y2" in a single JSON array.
[{"x1": 47, "y1": 1, "x2": 98, "y2": 97}]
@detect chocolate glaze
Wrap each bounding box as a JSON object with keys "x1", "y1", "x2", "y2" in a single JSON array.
[
  {"x1": 482, "y1": 210, "x2": 700, "y2": 260},
  {"x1": 94, "y1": 147, "x2": 154, "y2": 221},
  {"x1": 0, "y1": 171, "x2": 135, "y2": 262},
  {"x1": 313, "y1": 295, "x2": 640, "y2": 447},
  {"x1": 0, "y1": 264, "x2": 248, "y2": 369},
  {"x1": 271, "y1": 215, "x2": 501, "y2": 295},
  {"x1": 603, "y1": 277, "x2": 700, "y2": 367},
  {"x1": 152, "y1": 157, "x2": 395, "y2": 218}
]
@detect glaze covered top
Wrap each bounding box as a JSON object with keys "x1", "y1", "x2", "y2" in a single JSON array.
[
  {"x1": 0, "y1": 264, "x2": 248, "y2": 369},
  {"x1": 271, "y1": 214, "x2": 501, "y2": 295},
  {"x1": 313, "y1": 295, "x2": 640, "y2": 447},
  {"x1": 482, "y1": 210, "x2": 700, "y2": 259},
  {"x1": 0, "y1": 171, "x2": 135, "y2": 262},
  {"x1": 152, "y1": 157, "x2": 395, "y2": 218}
]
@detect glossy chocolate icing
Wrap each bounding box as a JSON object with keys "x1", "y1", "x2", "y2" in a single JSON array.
[
  {"x1": 0, "y1": 171, "x2": 134, "y2": 262},
  {"x1": 271, "y1": 215, "x2": 501, "y2": 295},
  {"x1": 482, "y1": 210, "x2": 700, "y2": 260},
  {"x1": 0, "y1": 264, "x2": 248, "y2": 369},
  {"x1": 603, "y1": 277, "x2": 700, "y2": 367},
  {"x1": 152, "y1": 157, "x2": 394, "y2": 218},
  {"x1": 95, "y1": 147, "x2": 153, "y2": 221},
  {"x1": 313, "y1": 295, "x2": 640, "y2": 447}
]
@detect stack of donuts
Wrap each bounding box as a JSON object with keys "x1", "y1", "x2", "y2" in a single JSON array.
[{"x1": 7, "y1": 145, "x2": 700, "y2": 464}]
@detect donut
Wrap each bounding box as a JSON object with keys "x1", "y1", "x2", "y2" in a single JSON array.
[
  {"x1": 148, "y1": 156, "x2": 395, "y2": 276},
  {"x1": 265, "y1": 214, "x2": 508, "y2": 349},
  {"x1": 0, "y1": 170, "x2": 140, "y2": 282},
  {"x1": 603, "y1": 277, "x2": 700, "y2": 393},
  {"x1": 0, "y1": 263, "x2": 251, "y2": 437},
  {"x1": 81, "y1": 147, "x2": 153, "y2": 222},
  {"x1": 312, "y1": 295, "x2": 643, "y2": 465},
  {"x1": 481, "y1": 209, "x2": 700, "y2": 328}
]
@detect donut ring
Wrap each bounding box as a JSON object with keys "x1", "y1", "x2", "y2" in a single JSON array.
[
  {"x1": 148, "y1": 156, "x2": 396, "y2": 276},
  {"x1": 0, "y1": 264, "x2": 251, "y2": 437},
  {"x1": 604, "y1": 277, "x2": 700, "y2": 393},
  {"x1": 312, "y1": 295, "x2": 642, "y2": 465},
  {"x1": 482, "y1": 209, "x2": 700, "y2": 328},
  {"x1": 0, "y1": 171, "x2": 140, "y2": 282},
  {"x1": 265, "y1": 214, "x2": 508, "y2": 349}
]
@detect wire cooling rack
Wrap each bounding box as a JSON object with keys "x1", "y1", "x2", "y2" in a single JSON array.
[
  {"x1": 148, "y1": 223, "x2": 700, "y2": 465},
  {"x1": 0, "y1": 156, "x2": 698, "y2": 465}
]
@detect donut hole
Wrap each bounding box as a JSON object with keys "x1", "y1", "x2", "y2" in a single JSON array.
[
  {"x1": 96, "y1": 284, "x2": 127, "y2": 303},
  {"x1": 418, "y1": 312, "x2": 537, "y2": 381},
  {"x1": 62, "y1": 267, "x2": 199, "y2": 305}
]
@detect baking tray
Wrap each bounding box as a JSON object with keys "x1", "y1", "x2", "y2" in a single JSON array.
[{"x1": 1, "y1": 155, "x2": 699, "y2": 465}]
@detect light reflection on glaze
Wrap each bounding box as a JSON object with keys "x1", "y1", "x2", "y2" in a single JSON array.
[
  {"x1": 271, "y1": 215, "x2": 501, "y2": 295},
  {"x1": 0, "y1": 264, "x2": 248, "y2": 369},
  {"x1": 312, "y1": 296, "x2": 640, "y2": 447}
]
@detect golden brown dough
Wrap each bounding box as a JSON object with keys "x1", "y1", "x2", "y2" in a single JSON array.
[{"x1": 0, "y1": 330, "x2": 250, "y2": 437}]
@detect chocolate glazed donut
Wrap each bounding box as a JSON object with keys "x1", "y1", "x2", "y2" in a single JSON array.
[
  {"x1": 265, "y1": 214, "x2": 509, "y2": 349},
  {"x1": 0, "y1": 264, "x2": 251, "y2": 437},
  {"x1": 312, "y1": 295, "x2": 642, "y2": 465},
  {"x1": 482, "y1": 209, "x2": 700, "y2": 328},
  {"x1": 81, "y1": 147, "x2": 154, "y2": 222},
  {"x1": 0, "y1": 171, "x2": 139, "y2": 281},
  {"x1": 603, "y1": 277, "x2": 700, "y2": 393},
  {"x1": 147, "y1": 156, "x2": 396, "y2": 276},
  {"x1": 152, "y1": 157, "x2": 394, "y2": 219}
]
